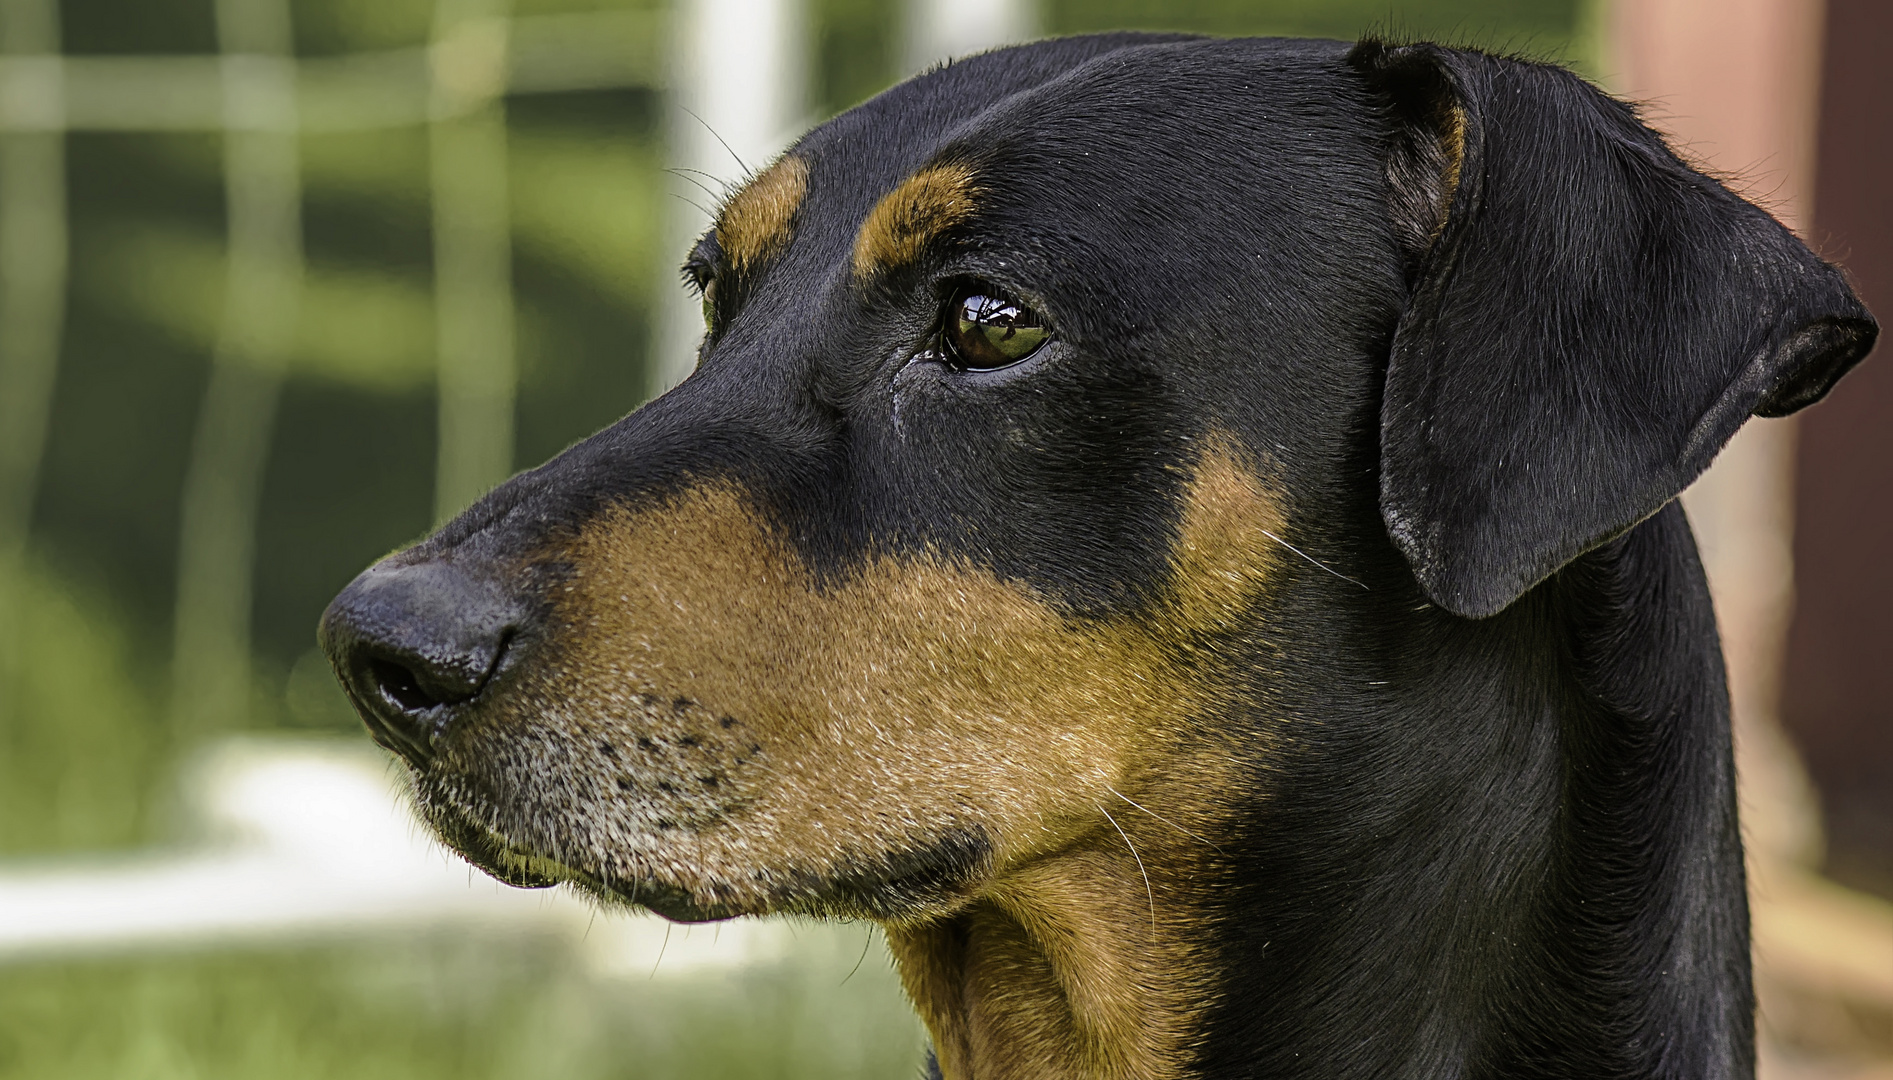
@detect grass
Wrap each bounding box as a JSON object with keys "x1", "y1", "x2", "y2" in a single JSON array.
[{"x1": 0, "y1": 924, "x2": 927, "y2": 1080}]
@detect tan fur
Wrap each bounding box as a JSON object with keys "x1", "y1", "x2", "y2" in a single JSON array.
[
  {"x1": 1437, "y1": 103, "x2": 1467, "y2": 235},
  {"x1": 888, "y1": 830, "x2": 1237, "y2": 1080},
  {"x1": 852, "y1": 163, "x2": 981, "y2": 278},
  {"x1": 427, "y1": 436, "x2": 1287, "y2": 1079},
  {"x1": 717, "y1": 155, "x2": 809, "y2": 271}
]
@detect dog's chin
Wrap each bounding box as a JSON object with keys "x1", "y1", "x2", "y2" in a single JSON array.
[{"x1": 441, "y1": 822, "x2": 988, "y2": 924}]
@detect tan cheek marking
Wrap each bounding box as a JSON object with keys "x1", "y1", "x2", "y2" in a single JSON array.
[
  {"x1": 550, "y1": 489, "x2": 1166, "y2": 880},
  {"x1": 716, "y1": 155, "x2": 808, "y2": 272},
  {"x1": 852, "y1": 162, "x2": 980, "y2": 279},
  {"x1": 1164, "y1": 437, "x2": 1295, "y2": 633},
  {"x1": 540, "y1": 435, "x2": 1282, "y2": 889}
]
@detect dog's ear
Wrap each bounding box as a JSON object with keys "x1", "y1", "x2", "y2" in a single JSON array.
[{"x1": 1348, "y1": 41, "x2": 1877, "y2": 618}]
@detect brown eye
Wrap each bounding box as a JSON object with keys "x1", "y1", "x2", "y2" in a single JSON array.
[
  {"x1": 945, "y1": 290, "x2": 1049, "y2": 370},
  {"x1": 700, "y1": 277, "x2": 719, "y2": 330}
]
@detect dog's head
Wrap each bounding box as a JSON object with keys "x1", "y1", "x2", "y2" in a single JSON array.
[{"x1": 321, "y1": 35, "x2": 1872, "y2": 932}]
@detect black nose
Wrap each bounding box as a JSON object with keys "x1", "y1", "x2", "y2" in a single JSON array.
[{"x1": 319, "y1": 559, "x2": 522, "y2": 767}]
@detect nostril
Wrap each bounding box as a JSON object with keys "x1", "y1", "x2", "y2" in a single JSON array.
[
  {"x1": 369, "y1": 658, "x2": 446, "y2": 712},
  {"x1": 320, "y1": 558, "x2": 528, "y2": 767}
]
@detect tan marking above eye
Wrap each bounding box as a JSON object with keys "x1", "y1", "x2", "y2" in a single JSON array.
[
  {"x1": 853, "y1": 162, "x2": 982, "y2": 278},
  {"x1": 715, "y1": 154, "x2": 809, "y2": 272}
]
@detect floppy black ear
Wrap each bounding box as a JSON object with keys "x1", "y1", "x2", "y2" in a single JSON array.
[{"x1": 1349, "y1": 41, "x2": 1877, "y2": 619}]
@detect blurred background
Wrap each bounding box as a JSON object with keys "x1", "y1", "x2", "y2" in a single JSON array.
[{"x1": 0, "y1": 0, "x2": 1886, "y2": 1076}]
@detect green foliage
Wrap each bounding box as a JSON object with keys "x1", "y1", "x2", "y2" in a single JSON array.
[
  {"x1": 1046, "y1": 0, "x2": 1593, "y2": 65},
  {"x1": 0, "y1": 560, "x2": 167, "y2": 855},
  {"x1": 807, "y1": 0, "x2": 1600, "y2": 119}
]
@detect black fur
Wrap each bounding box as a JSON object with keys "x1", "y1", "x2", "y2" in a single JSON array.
[{"x1": 323, "y1": 34, "x2": 1876, "y2": 1077}]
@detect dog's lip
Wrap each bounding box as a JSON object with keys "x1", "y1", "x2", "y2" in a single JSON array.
[
  {"x1": 583, "y1": 875, "x2": 745, "y2": 923},
  {"x1": 422, "y1": 798, "x2": 751, "y2": 920},
  {"x1": 415, "y1": 774, "x2": 991, "y2": 924}
]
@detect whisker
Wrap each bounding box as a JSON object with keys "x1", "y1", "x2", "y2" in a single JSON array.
[
  {"x1": 1108, "y1": 785, "x2": 1226, "y2": 855},
  {"x1": 1260, "y1": 529, "x2": 1368, "y2": 589},
  {"x1": 841, "y1": 923, "x2": 875, "y2": 986},
  {"x1": 651, "y1": 921, "x2": 672, "y2": 979},
  {"x1": 665, "y1": 167, "x2": 723, "y2": 201},
  {"x1": 1099, "y1": 803, "x2": 1157, "y2": 937},
  {"x1": 681, "y1": 106, "x2": 751, "y2": 175},
  {"x1": 670, "y1": 165, "x2": 733, "y2": 186}
]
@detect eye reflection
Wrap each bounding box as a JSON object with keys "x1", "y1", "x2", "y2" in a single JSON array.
[{"x1": 945, "y1": 290, "x2": 1049, "y2": 370}]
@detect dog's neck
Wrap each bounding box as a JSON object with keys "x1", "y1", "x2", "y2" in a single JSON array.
[
  {"x1": 886, "y1": 815, "x2": 1225, "y2": 1080},
  {"x1": 889, "y1": 506, "x2": 1756, "y2": 1080}
]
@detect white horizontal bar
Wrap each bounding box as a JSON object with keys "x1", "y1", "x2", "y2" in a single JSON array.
[{"x1": 0, "y1": 737, "x2": 795, "y2": 976}]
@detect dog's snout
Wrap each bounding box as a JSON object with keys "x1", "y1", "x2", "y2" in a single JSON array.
[{"x1": 319, "y1": 559, "x2": 523, "y2": 766}]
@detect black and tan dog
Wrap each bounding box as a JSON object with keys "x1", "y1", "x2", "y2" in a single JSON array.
[{"x1": 321, "y1": 34, "x2": 1876, "y2": 1080}]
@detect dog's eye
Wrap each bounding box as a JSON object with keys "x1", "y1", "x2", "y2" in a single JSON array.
[{"x1": 944, "y1": 290, "x2": 1048, "y2": 370}]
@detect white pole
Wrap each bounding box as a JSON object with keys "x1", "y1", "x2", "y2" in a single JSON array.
[
  {"x1": 429, "y1": 0, "x2": 517, "y2": 523},
  {"x1": 651, "y1": 0, "x2": 807, "y2": 397},
  {"x1": 903, "y1": 0, "x2": 1037, "y2": 76},
  {"x1": 170, "y1": 0, "x2": 303, "y2": 740}
]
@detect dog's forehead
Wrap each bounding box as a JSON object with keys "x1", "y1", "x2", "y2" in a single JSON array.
[
  {"x1": 759, "y1": 37, "x2": 1382, "y2": 326},
  {"x1": 795, "y1": 35, "x2": 1198, "y2": 203},
  {"x1": 796, "y1": 35, "x2": 1357, "y2": 201}
]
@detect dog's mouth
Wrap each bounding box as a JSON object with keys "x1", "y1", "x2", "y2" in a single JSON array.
[
  {"x1": 410, "y1": 762, "x2": 995, "y2": 924},
  {"x1": 420, "y1": 797, "x2": 565, "y2": 890}
]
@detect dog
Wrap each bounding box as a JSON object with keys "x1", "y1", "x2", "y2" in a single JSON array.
[{"x1": 320, "y1": 34, "x2": 1877, "y2": 1079}]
